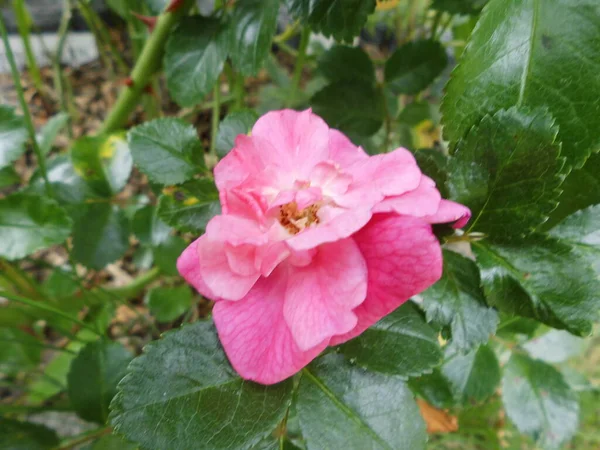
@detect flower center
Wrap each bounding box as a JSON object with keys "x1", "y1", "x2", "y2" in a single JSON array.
[{"x1": 278, "y1": 201, "x2": 320, "y2": 234}]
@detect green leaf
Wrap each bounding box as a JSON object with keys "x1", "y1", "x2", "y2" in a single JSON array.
[
  {"x1": 408, "y1": 369, "x2": 455, "y2": 409},
  {"x1": 413, "y1": 149, "x2": 448, "y2": 198},
  {"x1": 431, "y1": 0, "x2": 488, "y2": 14},
  {"x1": 71, "y1": 134, "x2": 133, "y2": 197},
  {"x1": 473, "y1": 237, "x2": 600, "y2": 336},
  {"x1": 448, "y1": 108, "x2": 564, "y2": 242},
  {"x1": 385, "y1": 40, "x2": 448, "y2": 95},
  {"x1": 0, "y1": 166, "x2": 19, "y2": 188},
  {"x1": 297, "y1": 353, "x2": 426, "y2": 450},
  {"x1": 311, "y1": 80, "x2": 384, "y2": 138},
  {"x1": 502, "y1": 353, "x2": 579, "y2": 449},
  {"x1": 165, "y1": 16, "x2": 230, "y2": 107},
  {"x1": 37, "y1": 112, "x2": 69, "y2": 155},
  {"x1": 318, "y1": 45, "x2": 375, "y2": 84},
  {"x1": 546, "y1": 153, "x2": 600, "y2": 228},
  {"x1": 0, "y1": 328, "x2": 41, "y2": 376},
  {"x1": 216, "y1": 109, "x2": 258, "y2": 157},
  {"x1": 339, "y1": 302, "x2": 442, "y2": 378},
  {"x1": 286, "y1": 0, "x2": 377, "y2": 42},
  {"x1": 132, "y1": 204, "x2": 171, "y2": 248},
  {"x1": 523, "y1": 330, "x2": 585, "y2": 364},
  {"x1": 442, "y1": 0, "x2": 600, "y2": 169},
  {"x1": 84, "y1": 434, "x2": 138, "y2": 450},
  {"x1": 30, "y1": 155, "x2": 99, "y2": 205},
  {"x1": 421, "y1": 250, "x2": 498, "y2": 352},
  {"x1": 0, "y1": 419, "x2": 59, "y2": 450},
  {"x1": 549, "y1": 203, "x2": 600, "y2": 273},
  {"x1": 128, "y1": 118, "x2": 203, "y2": 185},
  {"x1": 144, "y1": 0, "x2": 168, "y2": 14},
  {"x1": 145, "y1": 285, "x2": 192, "y2": 323},
  {"x1": 441, "y1": 345, "x2": 500, "y2": 405},
  {"x1": 110, "y1": 321, "x2": 293, "y2": 450},
  {"x1": 0, "y1": 105, "x2": 28, "y2": 169},
  {"x1": 0, "y1": 193, "x2": 72, "y2": 260},
  {"x1": 152, "y1": 234, "x2": 187, "y2": 276},
  {"x1": 229, "y1": 0, "x2": 280, "y2": 76},
  {"x1": 71, "y1": 204, "x2": 130, "y2": 270},
  {"x1": 157, "y1": 178, "x2": 221, "y2": 232},
  {"x1": 68, "y1": 340, "x2": 133, "y2": 424}
]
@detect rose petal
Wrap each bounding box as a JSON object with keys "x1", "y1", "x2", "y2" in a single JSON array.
[
  {"x1": 373, "y1": 175, "x2": 442, "y2": 216},
  {"x1": 425, "y1": 199, "x2": 472, "y2": 229},
  {"x1": 177, "y1": 238, "x2": 217, "y2": 299},
  {"x1": 330, "y1": 214, "x2": 443, "y2": 345},
  {"x1": 213, "y1": 267, "x2": 328, "y2": 385}
]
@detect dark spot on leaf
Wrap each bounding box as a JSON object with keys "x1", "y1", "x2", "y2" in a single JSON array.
[
  {"x1": 541, "y1": 34, "x2": 552, "y2": 49},
  {"x1": 174, "y1": 191, "x2": 186, "y2": 202},
  {"x1": 523, "y1": 272, "x2": 531, "y2": 280}
]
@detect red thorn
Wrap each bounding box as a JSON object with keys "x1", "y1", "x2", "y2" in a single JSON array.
[
  {"x1": 132, "y1": 13, "x2": 157, "y2": 31},
  {"x1": 144, "y1": 84, "x2": 155, "y2": 95},
  {"x1": 166, "y1": 0, "x2": 185, "y2": 13},
  {"x1": 123, "y1": 77, "x2": 134, "y2": 87}
]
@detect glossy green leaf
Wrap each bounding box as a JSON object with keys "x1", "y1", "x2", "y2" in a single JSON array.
[
  {"x1": 157, "y1": 178, "x2": 221, "y2": 232},
  {"x1": 145, "y1": 285, "x2": 192, "y2": 323},
  {"x1": 413, "y1": 149, "x2": 448, "y2": 198},
  {"x1": 216, "y1": 109, "x2": 258, "y2": 157},
  {"x1": 502, "y1": 353, "x2": 579, "y2": 449},
  {"x1": 165, "y1": 16, "x2": 230, "y2": 107},
  {"x1": 0, "y1": 193, "x2": 72, "y2": 260},
  {"x1": 132, "y1": 204, "x2": 171, "y2": 248},
  {"x1": 0, "y1": 419, "x2": 59, "y2": 450},
  {"x1": 37, "y1": 112, "x2": 69, "y2": 155},
  {"x1": 449, "y1": 108, "x2": 564, "y2": 242},
  {"x1": 442, "y1": 0, "x2": 600, "y2": 168},
  {"x1": 286, "y1": 0, "x2": 377, "y2": 41},
  {"x1": 549, "y1": 203, "x2": 600, "y2": 273},
  {"x1": 230, "y1": 0, "x2": 280, "y2": 76},
  {"x1": 153, "y1": 234, "x2": 187, "y2": 276},
  {"x1": 110, "y1": 321, "x2": 293, "y2": 450},
  {"x1": 311, "y1": 80, "x2": 384, "y2": 137},
  {"x1": 30, "y1": 155, "x2": 98, "y2": 205},
  {"x1": 318, "y1": 45, "x2": 375, "y2": 84},
  {"x1": 0, "y1": 106, "x2": 27, "y2": 169},
  {"x1": 431, "y1": 0, "x2": 487, "y2": 14},
  {"x1": 442, "y1": 345, "x2": 500, "y2": 405},
  {"x1": 408, "y1": 369, "x2": 455, "y2": 409},
  {"x1": 128, "y1": 118, "x2": 203, "y2": 185},
  {"x1": 421, "y1": 250, "x2": 498, "y2": 352},
  {"x1": 68, "y1": 340, "x2": 133, "y2": 424},
  {"x1": 71, "y1": 204, "x2": 130, "y2": 270},
  {"x1": 385, "y1": 40, "x2": 447, "y2": 95},
  {"x1": 339, "y1": 302, "x2": 442, "y2": 378},
  {"x1": 473, "y1": 237, "x2": 600, "y2": 336},
  {"x1": 71, "y1": 134, "x2": 132, "y2": 197},
  {"x1": 546, "y1": 153, "x2": 600, "y2": 228},
  {"x1": 0, "y1": 166, "x2": 19, "y2": 188},
  {"x1": 0, "y1": 328, "x2": 41, "y2": 376},
  {"x1": 297, "y1": 353, "x2": 426, "y2": 450},
  {"x1": 523, "y1": 330, "x2": 585, "y2": 364}
]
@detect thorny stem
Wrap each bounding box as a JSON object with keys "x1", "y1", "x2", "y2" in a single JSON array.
[
  {"x1": 0, "y1": 15, "x2": 53, "y2": 196},
  {"x1": 287, "y1": 27, "x2": 310, "y2": 108},
  {"x1": 52, "y1": 427, "x2": 112, "y2": 450},
  {"x1": 100, "y1": 0, "x2": 194, "y2": 134}
]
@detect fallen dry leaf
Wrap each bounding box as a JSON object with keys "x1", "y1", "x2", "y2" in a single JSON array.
[{"x1": 417, "y1": 398, "x2": 459, "y2": 434}]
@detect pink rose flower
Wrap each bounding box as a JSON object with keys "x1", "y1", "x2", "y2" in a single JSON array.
[{"x1": 178, "y1": 109, "x2": 470, "y2": 385}]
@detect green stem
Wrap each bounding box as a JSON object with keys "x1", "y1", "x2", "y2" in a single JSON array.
[
  {"x1": 0, "y1": 290, "x2": 103, "y2": 336},
  {"x1": 287, "y1": 27, "x2": 310, "y2": 108},
  {"x1": 379, "y1": 84, "x2": 392, "y2": 153},
  {"x1": 12, "y1": 0, "x2": 44, "y2": 93},
  {"x1": 100, "y1": 1, "x2": 194, "y2": 134},
  {"x1": 0, "y1": 337, "x2": 77, "y2": 355},
  {"x1": 273, "y1": 20, "x2": 299, "y2": 43},
  {"x1": 210, "y1": 83, "x2": 221, "y2": 157},
  {"x1": 430, "y1": 10, "x2": 443, "y2": 39},
  {"x1": 52, "y1": 427, "x2": 112, "y2": 450},
  {"x1": 54, "y1": 0, "x2": 75, "y2": 137},
  {"x1": 105, "y1": 267, "x2": 161, "y2": 298},
  {"x1": 0, "y1": 15, "x2": 53, "y2": 196},
  {"x1": 0, "y1": 259, "x2": 45, "y2": 300}
]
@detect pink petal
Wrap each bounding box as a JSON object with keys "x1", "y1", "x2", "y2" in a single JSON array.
[
  {"x1": 338, "y1": 148, "x2": 422, "y2": 208},
  {"x1": 177, "y1": 238, "x2": 217, "y2": 300},
  {"x1": 213, "y1": 267, "x2": 328, "y2": 385},
  {"x1": 251, "y1": 109, "x2": 330, "y2": 178},
  {"x1": 425, "y1": 199, "x2": 472, "y2": 229},
  {"x1": 220, "y1": 189, "x2": 266, "y2": 223},
  {"x1": 309, "y1": 161, "x2": 353, "y2": 198},
  {"x1": 285, "y1": 206, "x2": 372, "y2": 251},
  {"x1": 225, "y1": 244, "x2": 257, "y2": 276},
  {"x1": 283, "y1": 239, "x2": 367, "y2": 351},
  {"x1": 373, "y1": 176, "x2": 442, "y2": 216},
  {"x1": 197, "y1": 236, "x2": 260, "y2": 301},
  {"x1": 330, "y1": 214, "x2": 443, "y2": 346},
  {"x1": 328, "y1": 129, "x2": 368, "y2": 168},
  {"x1": 205, "y1": 215, "x2": 267, "y2": 246}
]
